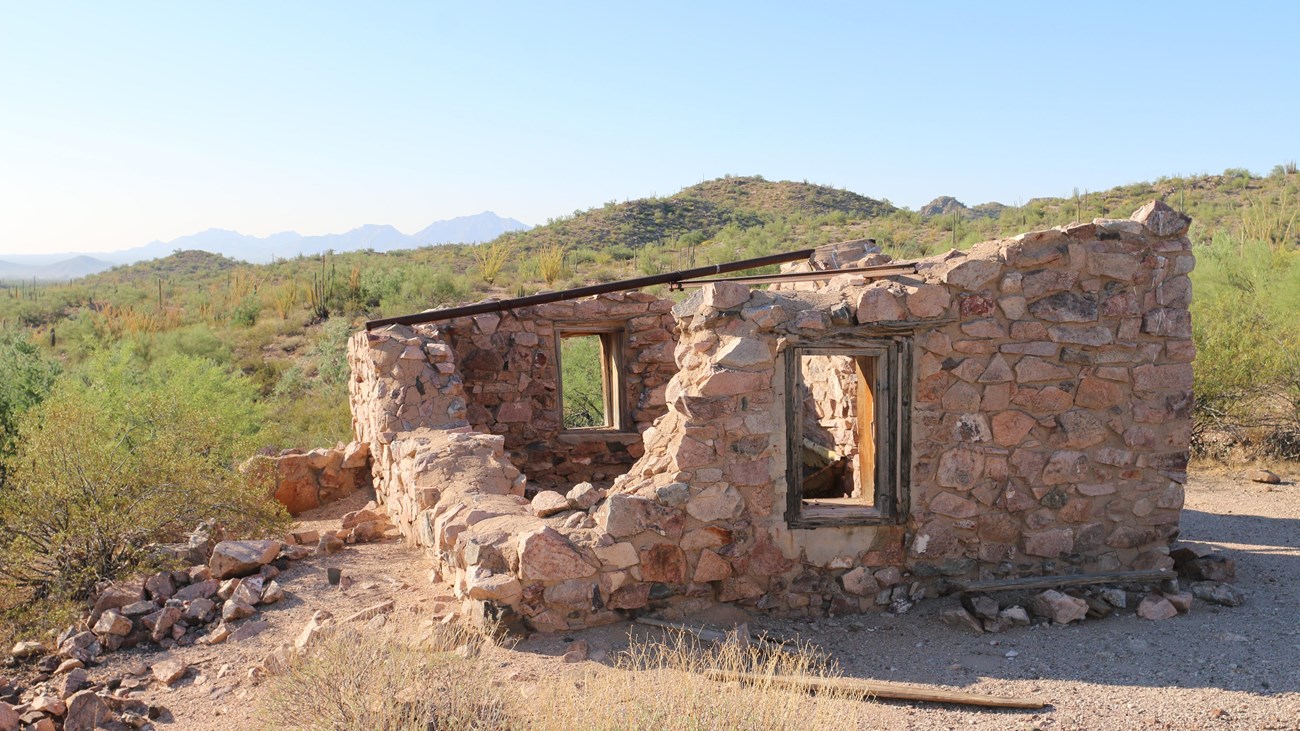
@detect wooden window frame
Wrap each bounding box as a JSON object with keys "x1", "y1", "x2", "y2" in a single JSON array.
[
  {"x1": 556, "y1": 321, "x2": 630, "y2": 433},
  {"x1": 785, "y1": 337, "x2": 912, "y2": 528}
]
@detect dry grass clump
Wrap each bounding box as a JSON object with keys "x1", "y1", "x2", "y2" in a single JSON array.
[
  {"x1": 527, "y1": 629, "x2": 862, "y2": 731},
  {"x1": 261, "y1": 620, "x2": 863, "y2": 731},
  {"x1": 260, "y1": 617, "x2": 513, "y2": 731}
]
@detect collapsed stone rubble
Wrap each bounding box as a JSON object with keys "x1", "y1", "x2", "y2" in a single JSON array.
[
  {"x1": 939, "y1": 544, "x2": 1240, "y2": 634},
  {"x1": 347, "y1": 201, "x2": 1199, "y2": 632},
  {"x1": 244, "y1": 442, "x2": 373, "y2": 516},
  {"x1": 1, "y1": 509, "x2": 394, "y2": 730}
]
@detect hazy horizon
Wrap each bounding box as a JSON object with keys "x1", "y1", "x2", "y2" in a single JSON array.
[
  {"x1": 2, "y1": 2, "x2": 1296, "y2": 256},
  {"x1": 0, "y1": 210, "x2": 532, "y2": 259}
]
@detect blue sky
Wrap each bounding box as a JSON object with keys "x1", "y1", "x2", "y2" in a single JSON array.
[{"x1": 1, "y1": 1, "x2": 1296, "y2": 254}]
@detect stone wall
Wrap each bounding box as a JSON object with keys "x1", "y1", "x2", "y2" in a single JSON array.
[
  {"x1": 245, "y1": 444, "x2": 372, "y2": 516},
  {"x1": 425, "y1": 291, "x2": 677, "y2": 491},
  {"x1": 348, "y1": 201, "x2": 1195, "y2": 630}
]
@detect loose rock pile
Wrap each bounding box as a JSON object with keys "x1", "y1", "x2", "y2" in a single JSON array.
[
  {"x1": 1, "y1": 509, "x2": 395, "y2": 730},
  {"x1": 940, "y1": 547, "x2": 1241, "y2": 634}
]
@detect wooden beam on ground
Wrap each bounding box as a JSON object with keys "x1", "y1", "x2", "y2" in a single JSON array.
[
  {"x1": 634, "y1": 616, "x2": 790, "y2": 647},
  {"x1": 956, "y1": 569, "x2": 1173, "y2": 594},
  {"x1": 635, "y1": 616, "x2": 730, "y2": 643},
  {"x1": 705, "y1": 669, "x2": 1048, "y2": 710}
]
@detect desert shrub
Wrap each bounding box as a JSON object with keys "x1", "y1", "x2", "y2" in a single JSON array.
[
  {"x1": 261, "y1": 380, "x2": 353, "y2": 450},
  {"x1": 0, "y1": 331, "x2": 60, "y2": 479},
  {"x1": 263, "y1": 619, "x2": 512, "y2": 731},
  {"x1": 1191, "y1": 233, "x2": 1300, "y2": 458},
  {"x1": 472, "y1": 240, "x2": 515, "y2": 286},
  {"x1": 230, "y1": 293, "x2": 262, "y2": 327},
  {"x1": 604, "y1": 244, "x2": 635, "y2": 261},
  {"x1": 149, "y1": 323, "x2": 232, "y2": 363},
  {"x1": 366, "y1": 266, "x2": 468, "y2": 317},
  {"x1": 311, "y1": 316, "x2": 355, "y2": 386},
  {"x1": 569, "y1": 247, "x2": 601, "y2": 265},
  {"x1": 272, "y1": 364, "x2": 309, "y2": 399},
  {"x1": 0, "y1": 590, "x2": 77, "y2": 660},
  {"x1": 635, "y1": 248, "x2": 669, "y2": 276},
  {"x1": 269, "y1": 280, "x2": 300, "y2": 319},
  {"x1": 0, "y1": 347, "x2": 286, "y2": 601},
  {"x1": 535, "y1": 243, "x2": 567, "y2": 285}
]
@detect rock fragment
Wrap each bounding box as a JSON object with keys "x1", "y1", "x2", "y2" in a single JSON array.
[
  {"x1": 1027, "y1": 590, "x2": 1088, "y2": 624},
  {"x1": 1191, "y1": 581, "x2": 1244, "y2": 607},
  {"x1": 151, "y1": 657, "x2": 187, "y2": 685},
  {"x1": 531, "y1": 490, "x2": 571, "y2": 518},
  {"x1": 940, "y1": 607, "x2": 984, "y2": 634},
  {"x1": 1249, "y1": 469, "x2": 1281, "y2": 484},
  {"x1": 10, "y1": 641, "x2": 44, "y2": 659},
  {"x1": 63, "y1": 690, "x2": 111, "y2": 731},
  {"x1": 1136, "y1": 595, "x2": 1177, "y2": 621},
  {"x1": 209, "y1": 540, "x2": 281, "y2": 579},
  {"x1": 998, "y1": 605, "x2": 1031, "y2": 626}
]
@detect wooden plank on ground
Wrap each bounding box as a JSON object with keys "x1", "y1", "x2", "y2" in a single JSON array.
[
  {"x1": 705, "y1": 669, "x2": 1048, "y2": 710},
  {"x1": 957, "y1": 569, "x2": 1172, "y2": 594},
  {"x1": 634, "y1": 616, "x2": 790, "y2": 646}
]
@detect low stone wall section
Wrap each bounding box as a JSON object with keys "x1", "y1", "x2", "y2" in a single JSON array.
[{"x1": 245, "y1": 443, "x2": 372, "y2": 516}]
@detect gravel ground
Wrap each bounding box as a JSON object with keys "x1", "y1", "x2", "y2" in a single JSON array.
[
  {"x1": 75, "y1": 468, "x2": 1299, "y2": 730},
  {"x1": 754, "y1": 469, "x2": 1300, "y2": 730}
]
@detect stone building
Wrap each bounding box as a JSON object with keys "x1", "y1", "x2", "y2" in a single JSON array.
[{"x1": 347, "y1": 201, "x2": 1195, "y2": 631}]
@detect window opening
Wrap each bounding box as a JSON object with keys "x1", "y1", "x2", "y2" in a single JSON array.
[
  {"x1": 787, "y1": 339, "x2": 910, "y2": 527},
  {"x1": 798, "y1": 354, "x2": 876, "y2": 506},
  {"x1": 558, "y1": 327, "x2": 625, "y2": 430}
]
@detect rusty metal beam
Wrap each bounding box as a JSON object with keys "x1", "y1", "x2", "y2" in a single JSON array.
[
  {"x1": 365, "y1": 248, "x2": 815, "y2": 330},
  {"x1": 676, "y1": 262, "x2": 917, "y2": 287}
]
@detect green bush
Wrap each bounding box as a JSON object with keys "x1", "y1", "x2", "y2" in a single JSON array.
[
  {"x1": 311, "y1": 317, "x2": 355, "y2": 386},
  {"x1": 230, "y1": 293, "x2": 262, "y2": 327},
  {"x1": 273, "y1": 364, "x2": 309, "y2": 398},
  {"x1": 261, "y1": 381, "x2": 353, "y2": 450},
  {"x1": 151, "y1": 324, "x2": 232, "y2": 363},
  {"x1": 561, "y1": 336, "x2": 606, "y2": 428},
  {"x1": 1191, "y1": 233, "x2": 1300, "y2": 457},
  {"x1": 0, "y1": 331, "x2": 60, "y2": 479},
  {"x1": 0, "y1": 347, "x2": 287, "y2": 601}
]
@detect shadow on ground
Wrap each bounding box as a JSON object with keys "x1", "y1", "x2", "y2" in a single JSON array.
[{"x1": 513, "y1": 481, "x2": 1300, "y2": 712}]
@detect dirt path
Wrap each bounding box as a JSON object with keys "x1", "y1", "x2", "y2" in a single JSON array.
[{"x1": 88, "y1": 469, "x2": 1299, "y2": 730}]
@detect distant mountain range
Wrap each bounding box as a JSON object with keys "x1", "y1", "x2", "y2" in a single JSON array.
[
  {"x1": 0, "y1": 255, "x2": 119, "y2": 281},
  {"x1": 0, "y1": 211, "x2": 531, "y2": 281}
]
